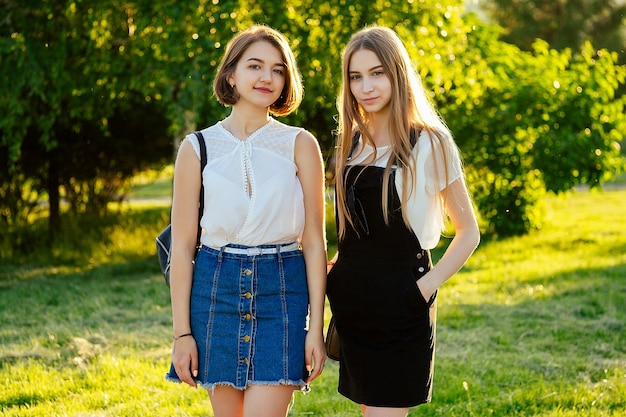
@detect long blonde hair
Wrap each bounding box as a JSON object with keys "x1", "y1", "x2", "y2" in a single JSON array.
[{"x1": 335, "y1": 25, "x2": 455, "y2": 239}]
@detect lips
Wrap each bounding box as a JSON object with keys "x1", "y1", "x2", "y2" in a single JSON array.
[
  {"x1": 255, "y1": 87, "x2": 273, "y2": 93},
  {"x1": 362, "y1": 97, "x2": 378, "y2": 105}
]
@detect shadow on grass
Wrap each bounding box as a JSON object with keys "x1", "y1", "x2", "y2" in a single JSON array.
[
  {"x1": 2, "y1": 192, "x2": 625, "y2": 415},
  {"x1": 0, "y1": 205, "x2": 170, "y2": 280},
  {"x1": 431, "y1": 262, "x2": 626, "y2": 414},
  {"x1": 0, "y1": 254, "x2": 172, "y2": 370}
]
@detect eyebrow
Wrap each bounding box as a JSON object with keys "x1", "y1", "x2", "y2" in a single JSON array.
[
  {"x1": 246, "y1": 57, "x2": 286, "y2": 67},
  {"x1": 349, "y1": 64, "x2": 384, "y2": 74}
]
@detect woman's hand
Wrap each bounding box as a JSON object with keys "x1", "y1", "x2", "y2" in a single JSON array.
[
  {"x1": 416, "y1": 178, "x2": 480, "y2": 303},
  {"x1": 304, "y1": 331, "x2": 326, "y2": 384},
  {"x1": 172, "y1": 336, "x2": 199, "y2": 388},
  {"x1": 416, "y1": 276, "x2": 437, "y2": 302}
]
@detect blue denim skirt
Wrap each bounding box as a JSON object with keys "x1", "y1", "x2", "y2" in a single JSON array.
[{"x1": 166, "y1": 243, "x2": 309, "y2": 391}]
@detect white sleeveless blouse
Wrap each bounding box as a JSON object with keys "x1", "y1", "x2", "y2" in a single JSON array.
[{"x1": 187, "y1": 118, "x2": 305, "y2": 249}]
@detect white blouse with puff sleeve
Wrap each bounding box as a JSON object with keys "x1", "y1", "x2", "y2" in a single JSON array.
[{"x1": 348, "y1": 129, "x2": 463, "y2": 249}]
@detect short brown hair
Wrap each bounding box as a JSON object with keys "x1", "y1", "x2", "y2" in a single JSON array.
[{"x1": 213, "y1": 25, "x2": 303, "y2": 116}]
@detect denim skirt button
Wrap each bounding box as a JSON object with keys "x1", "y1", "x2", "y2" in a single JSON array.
[{"x1": 165, "y1": 244, "x2": 308, "y2": 391}]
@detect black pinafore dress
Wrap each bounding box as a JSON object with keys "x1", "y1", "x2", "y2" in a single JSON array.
[{"x1": 326, "y1": 165, "x2": 437, "y2": 408}]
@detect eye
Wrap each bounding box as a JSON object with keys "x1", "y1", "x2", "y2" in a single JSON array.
[
  {"x1": 349, "y1": 74, "x2": 361, "y2": 81},
  {"x1": 372, "y1": 70, "x2": 384, "y2": 76},
  {"x1": 249, "y1": 64, "x2": 261, "y2": 70},
  {"x1": 273, "y1": 67, "x2": 285, "y2": 75}
]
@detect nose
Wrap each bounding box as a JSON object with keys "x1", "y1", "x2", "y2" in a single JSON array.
[
  {"x1": 361, "y1": 76, "x2": 374, "y2": 93},
  {"x1": 260, "y1": 68, "x2": 272, "y2": 82}
]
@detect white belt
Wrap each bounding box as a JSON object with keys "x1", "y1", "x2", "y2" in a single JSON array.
[{"x1": 221, "y1": 242, "x2": 302, "y2": 256}]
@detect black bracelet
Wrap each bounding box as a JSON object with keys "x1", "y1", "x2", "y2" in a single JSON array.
[{"x1": 173, "y1": 332, "x2": 193, "y2": 341}]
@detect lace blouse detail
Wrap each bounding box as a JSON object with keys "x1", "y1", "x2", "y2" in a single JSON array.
[{"x1": 187, "y1": 118, "x2": 305, "y2": 248}]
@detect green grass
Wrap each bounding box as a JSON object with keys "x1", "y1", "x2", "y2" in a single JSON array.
[
  {"x1": 1, "y1": 188, "x2": 625, "y2": 416},
  {"x1": 127, "y1": 165, "x2": 174, "y2": 200}
]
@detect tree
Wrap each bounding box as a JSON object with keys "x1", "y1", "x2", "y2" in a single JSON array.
[
  {"x1": 439, "y1": 15, "x2": 626, "y2": 235},
  {"x1": 1, "y1": 0, "x2": 625, "y2": 245},
  {"x1": 479, "y1": 0, "x2": 626, "y2": 55},
  {"x1": 0, "y1": 0, "x2": 182, "y2": 234}
]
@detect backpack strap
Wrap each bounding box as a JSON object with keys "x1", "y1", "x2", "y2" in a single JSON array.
[
  {"x1": 395, "y1": 128, "x2": 420, "y2": 166},
  {"x1": 410, "y1": 127, "x2": 419, "y2": 148},
  {"x1": 346, "y1": 131, "x2": 360, "y2": 161},
  {"x1": 193, "y1": 131, "x2": 208, "y2": 248}
]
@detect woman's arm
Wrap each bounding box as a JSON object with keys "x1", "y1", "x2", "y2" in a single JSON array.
[
  {"x1": 294, "y1": 129, "x2": 328, "y2": 382},
  {"x1": 417, "y1": 177, "x2": 480, "y2": 300},
  {"x1": 169, "y1": 139, "x2": 201, "y2": 387}
]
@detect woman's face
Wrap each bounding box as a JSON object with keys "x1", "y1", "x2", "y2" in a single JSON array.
[
  {"x1": 229, "y1": 41, "x2": 286, "y2": 110},
  {"x1": 348, "y1": 49, "x2": 392, "y2": 115}
]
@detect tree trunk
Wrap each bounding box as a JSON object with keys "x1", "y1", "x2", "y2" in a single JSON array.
[{"x1": 48, "y1": 157, "x2": 60, "y2": 240}]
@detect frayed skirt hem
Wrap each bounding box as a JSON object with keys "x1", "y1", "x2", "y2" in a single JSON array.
[{"x1": 164, "y1": 374, "x2": 310, "y2": 394}]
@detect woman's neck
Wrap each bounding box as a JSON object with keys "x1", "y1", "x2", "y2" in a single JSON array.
[
  {"x1": 224, "y1": 108, "x2": 271, "y2": 139},
  {"x1": 364, "y1": 110, "x2": 391, "y2": 147}
]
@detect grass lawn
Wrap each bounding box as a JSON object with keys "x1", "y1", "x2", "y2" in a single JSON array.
[{"x1": 0, "y1": 187, "x2": 624, "y2": 416}]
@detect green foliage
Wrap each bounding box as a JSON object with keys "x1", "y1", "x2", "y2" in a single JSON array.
[
  {"x1": 433, "y1": 14, "x2": 626, "y2": 235},
  {"x1": 0, "y1": 0, "x2": 176, "y2": 232},
  {"x1": 480, "y1": 0, "x2": 626, "y2": 54},
  {"x1": 1, "y1": 0, "x2": 625, "y2": 238},
  {"x1": 529, "y1": 42, "x2": 626, "y2": 191}
]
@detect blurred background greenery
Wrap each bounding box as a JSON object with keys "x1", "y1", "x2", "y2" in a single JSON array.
[
  {"x1": 2, "y1": 0, "x2": 625, "y2": 249},
  {"x1": 1, "y1": 2, "x2": 625, "y2": 415}
]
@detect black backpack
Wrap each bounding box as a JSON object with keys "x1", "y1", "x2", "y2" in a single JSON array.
[{"x1": 155, "y1": 131, "x2": 207, "y2": 286}]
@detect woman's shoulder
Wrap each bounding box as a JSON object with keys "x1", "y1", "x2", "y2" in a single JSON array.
[
  {"x1": 414, "y1": 126, "x2": 463, "y2": 186},
  {"x1": 196, "y1": 122, "x2": 223, "y2": 138},
  {"x1": 415, "y1": 125, "x2": 451, "y2": 142},
  {"x1": 415, "y1": 126, "x2": 460, "y2": 155},
  {"x1": 259, "y1": 119, "x2": 312, "y2": 149},
  {"x1": 180, "y1": 123, "x2": 225, "y2": 158},
  {"x1": 267, "y1": 118, "x2": 304, "y2": 136},
  {"x1": 183, "y1": 122, "x2": 223, "y2": 143}
]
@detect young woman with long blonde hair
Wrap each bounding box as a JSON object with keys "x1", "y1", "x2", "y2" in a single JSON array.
[{"x1": 327, "y1": 25, "x2": 480, "y2": 417}]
